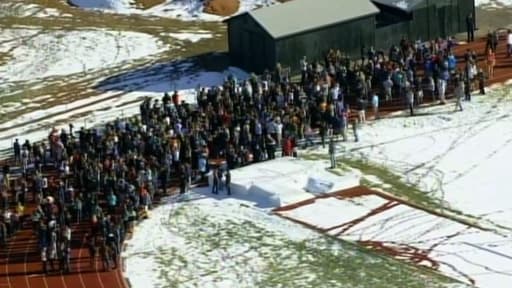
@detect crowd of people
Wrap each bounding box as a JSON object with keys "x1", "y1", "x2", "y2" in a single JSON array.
[{"x1": 0, "y1": 29, "x2": 508, "y2": 275}]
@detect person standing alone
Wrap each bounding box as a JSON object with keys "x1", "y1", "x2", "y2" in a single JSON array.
[
  {"x1": 507, "y1": 29, "x2": 512, "y2": 57},
  {"x1": 328, "y1": 138, "x2": 336, "y2": 169},
  {"x1": 371, "y1": 92, "x2": 379, "y2": 120},
  {"x1": 466, "y1": 13, "x2": 475, "y2": 42},
  {"x1": 455, "y1": 76, "x2": 464, "y2": 112}
]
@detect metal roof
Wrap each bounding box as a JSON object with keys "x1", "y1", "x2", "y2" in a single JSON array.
[
  {"x1": 246, "y1": 0, "x2": 379, "y2": 39},
  {"x1": 371, "y1": 0, "x2": 426, "y2": 12}
]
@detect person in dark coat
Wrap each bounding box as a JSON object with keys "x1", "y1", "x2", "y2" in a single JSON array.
[
  {"x1": 13, "y1": 139, "x2": 21, "y2": 164},
  {"x1": 466, "y1": 13, "x2": 475, "y2": 42},
  {"x1": 328, "y1": 138, "x2": 336, "y2": 169},
  {"x1": 225, "y1": 169, "x2": 231, "y2": 195},
  {"x1": 352, "y1": 119, "x2": 359, "y2": 142},
  {"x1": 59, "y1": 238, "x2": 71, "y2": 273},
  {"x1": 477, "y1": 68, "x2": 486, "y2": 95},
  {"x1": 211, "y1": 168, "x2": 219, "y2": 194}
]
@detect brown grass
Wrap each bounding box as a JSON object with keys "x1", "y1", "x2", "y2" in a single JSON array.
[
  {"x1": 0, "y1": 52, "x2": 11, "y2": 66},
  {"x1": 133, "y1": 0, "x2": 165, "y2": 10}
]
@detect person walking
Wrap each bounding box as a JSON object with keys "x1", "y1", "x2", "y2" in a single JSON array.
[
  {"x1": 225, "y1": 169, "x2": 231, "y2": 196},
  {"x1": 371, "y1": 92, "x2": 379, "y2": 120},
  {"x1": 492, "y1": 30, "x2": 499, "y2": 52},
  {"x1": 0, "y1": 219, "x2": 7, "y2": 247},
  {"x1": 383, "y1": 76, "x2": 393, "y2": 102},
  {"x1": 211, "y1": 168, "x2": 219, "y2": 194},
  {"x1": 47, "y1": 228, "x2": 58, "y2": 272},
  {"x1": 328, "y1": 138, "x2": 336, "y2": 169},
  {"x1": 13, "y1": 139, "x2": 21, "y2": 165},
  {"x1": 86, "y1": 234, "x2": 97, "y2": 268},
  {"x1": 99, "y1": 238, "x2": 113, "y2": 271},
  {"x1": 464, "y1": 72, "x2": 472, "y2": 102},
  {"x1": 455, "y1": 77, "x2": 464, "y2": 112},
  {"x1": 406, "y1": 85, "x2": 415, "y2": 116},
  {"x1": 477, "y1": 68, "x2": 486, "y2": 95},
  {"x1": 59, "y1": 238, "x2": 71, "y2": 274},
  {"x1": 351, "y1": 118, "x2": 359, "y2": 142},
  {"x1": 466, "y1": 13, "x2": 475, "y2": 42},
  {"x1": 508, "y1": 29, "x2": 512, "y2": 57},
  {"x1": 487, "y1": 48, "x2": 496, "y2": 79},
  {"x1": 356, "y1": 97, "x2": 366, "y2": 124}
]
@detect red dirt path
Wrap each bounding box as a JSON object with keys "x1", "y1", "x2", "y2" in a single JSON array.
[
  {"x1": 274, "y1": 185, "x2": 478, "y2": 285},
  {"x1": 1, "y1": 36, "x2": 511, "y2": 288}
]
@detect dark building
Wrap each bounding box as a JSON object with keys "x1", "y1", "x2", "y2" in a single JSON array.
[
  {"x1": 373, "y1": 0, "x2": 476, "y2": 50},
  {"x1": 225, "y1": 0, "x2": 379, "y2": 74}
]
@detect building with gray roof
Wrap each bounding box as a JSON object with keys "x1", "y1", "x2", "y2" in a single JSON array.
[
  {"x1": 225, "y1": 0, "x2": 475, "y2": 74},
  {"x1": 225, "y1": 0, "x2": 379, "y2": 73}
]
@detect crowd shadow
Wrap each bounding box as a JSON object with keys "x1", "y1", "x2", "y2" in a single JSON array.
[{"x1": 172, "y1": 185, "x2": 278, "y2": 210}]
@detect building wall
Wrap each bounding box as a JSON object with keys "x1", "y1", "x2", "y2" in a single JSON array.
[
  {"x1": 227, "y1": 15, "x2": 275, "y2": 73},
  {"x1": 375, "y1": 21, "x2": 410, "y2": 51},
  {"x1": 375, "y1": 0, "x2": 475, "y2": 50},
  {"x1": 275, "y1": 17, "x2": 376, "y2": 74}
]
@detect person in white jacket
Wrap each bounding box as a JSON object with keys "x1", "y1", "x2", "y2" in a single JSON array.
[{"x1": 507, "y1": 29, "x2": 512, "y2": 57}]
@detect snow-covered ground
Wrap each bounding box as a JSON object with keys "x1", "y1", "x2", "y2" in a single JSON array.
[
  {"x1": 165, "y1": 32, "x2": 212, "y2": 42},
  {"x1": 297, "y1": 86, "x2": 512, "y2": 287},
  {"x1": 0, "y1": 2, "x2": 68, "y2": 18},
  {"x1": 69, "y1": 0, "x2": 278, "y2": 21},
  {"x1": 278, "y1": 192, "x2": 512, "y2": 287},
  {"x1": 335, "y1": 88, "x2": 512, "y2": 230},
  {"x1": 123, "y1": 191, "x2": 461, "y2": 288},
  {"x1": 0, "y1": 28, "x2": 166, "y2": 84}
]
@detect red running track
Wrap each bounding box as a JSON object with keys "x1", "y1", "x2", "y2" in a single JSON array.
[
  {"x1": 0, "y1": 215, "x2": 127, "y2": 288},
  {"x1": 1, "y1": 36, "x2": 511, "y2": 288}
]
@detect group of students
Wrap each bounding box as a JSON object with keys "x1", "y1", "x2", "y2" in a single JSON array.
[{"x1": 0, "y1": 30, "x2": 505, "y2": 276}]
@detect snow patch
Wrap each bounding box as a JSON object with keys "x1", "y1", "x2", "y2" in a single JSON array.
[{"x1": 166, "y1": 32, "x2": 213, "y2": 43}]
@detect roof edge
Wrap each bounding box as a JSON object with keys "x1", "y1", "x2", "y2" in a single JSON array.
[{"x1": 223, "y1": 11, "x2": 249, "y2": 23}]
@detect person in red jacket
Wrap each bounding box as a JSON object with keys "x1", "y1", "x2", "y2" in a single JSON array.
[{"x1": 282, "y1": 137, "x2": 293, "y2": 157}]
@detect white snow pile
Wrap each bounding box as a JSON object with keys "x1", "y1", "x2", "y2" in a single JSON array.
[
  {"x1": 165, "y1": 32, "x2": 213, "y2": 43},
  {"x1": 0, "y1": 28, "x2": 165, "y2": 83},
  {"x1": 69, "y1": 0, "x2": 278, "y2": 21},
  {"x1": 207, "y1": 157, "x2": 360, "y2": 207}
]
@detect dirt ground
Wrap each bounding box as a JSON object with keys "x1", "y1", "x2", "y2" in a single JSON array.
[
  {"x1": 203, "y1": 0, "x2": 291, "y2": 16},
  {"x1": 203, "y1": 0, "x2": 240, "y2": 16},
  {"x1": 133, "y1": 0, "x2": 165, "y2": 9},
  {"x1": 476, "y1": 7, "x2": 512, "y2": 34}
]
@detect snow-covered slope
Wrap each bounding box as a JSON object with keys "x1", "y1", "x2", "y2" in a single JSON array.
[
  {"x1": 69, "y1": 0, "x2": 278, "y2": 21},
  {"x1": 0, "y1": 29, "x2": 165, "y2": 83}
]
